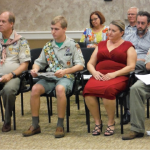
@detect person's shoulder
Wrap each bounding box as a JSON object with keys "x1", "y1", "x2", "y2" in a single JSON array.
[
  {"x1": 44, "y1": 40, "x2": 53, "y2": 46},
  {"x1": 20, "y1": 37, "x2": 29, "y2": 45},
  {"x1": 103, "y1": 25, "x2": 109, "y2": 29},
  {"x1": 123, "y1": 41, "x2": 135, "y2": 49},
  {"x1": 125, "y1": 24, "x2": 130, "y2": 29},
  {"x1": 124, "y1": 41, "x2": 133, "y2": 45},
  {"x1": 124, "y1": 32, "x2": 135, "y2": 40},
  {"x1": 99, "y1": 40, "x2": 107, "y2": 44},
  {"x1": 66, "y1": 37, "x2": 81, "y2": 50},
  {"x1": 147, "y1": 30, "x2": 150, "y2": 38},
  {"x1": 85, "y1": 27, "x2": 92, "y2": 31},
  {"x1": 98, "y1": 40, "x2": 107, "y2": 46},
  {"x1": 102, "y1": 26, "x2": 109, "y2": 33},
  {"x1": 40, "y1": 40, "x2": 53, "y2": 51},
  {"x1": 67, "y1": 37, "x2": 76, "y2": 45}
]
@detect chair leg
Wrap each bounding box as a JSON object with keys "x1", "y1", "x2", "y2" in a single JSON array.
[
  {"x1": 50, "y1": 97, "x2": 53, "y2": 116},
  {"x1": 84, "y1": 99, "x2": 88, "y2": 125},
  {"x1": 21, "y1": 93, "x2": 24, "y2": 116},
  {"x1": 87, "y1": 106, "x2": 90, "y2": 133},
  {"x1": 0, "y1": 97, "x2": 4, "y2": 121},
  {"x1": 116, "y1": 97, "x2": 119, "y2": 118},
  {"x1": 66, "y1": 97, "x2": 69, "y2": 132},
  {"x1": 66, "y1": 95, "x2": 70, "y2": 117},
  {"x1": 75, "y1": 92, "x2": 80, "y2": 110},
  {"x1": 97, "y1": 98, "x2": 101, "y2": 119},
  {"x1": 120, "y1": 98, "x2": 123, "y2": 134},
  {"x1": 147, "y1": 98, "x2": 149, "y2": 118},
  {"x1": 84, "y1": 99, "x2": 90, "y2": 133},
  {"x1": 13, "y1": 105, "x2": 16, "y2": 130},
  {"x1": 46, "y1": 96, "x2": 51, "y2": 123}
]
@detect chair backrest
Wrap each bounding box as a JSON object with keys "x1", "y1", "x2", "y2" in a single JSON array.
[
  {"x1": 28, "y1": 48, "x2": 43, "y2": 70},
  {"x1": 78, "y1": 42, "x2": 86, "y2": 48},
  {"x1": 81, "y1": 48, "x2": 95, "y2": 70}
]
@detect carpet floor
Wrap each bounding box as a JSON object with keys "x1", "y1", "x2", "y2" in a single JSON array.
[{"x1": 0, "y1": 92, "x2": 150, "y2": 149}]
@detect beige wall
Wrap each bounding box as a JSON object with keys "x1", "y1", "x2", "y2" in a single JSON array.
[
  {"x1": 1, "y1": 0, "x2": 150, "y2": 32},
  {"x1": 28, "y1": 39, "x2": 49, "y2": 49},
  {"x1": 1, "y1": 0, "x2": 150, "y2": 48},
  {"x1": 28, "y1": 39, "x2": 80, "y2": 49}
]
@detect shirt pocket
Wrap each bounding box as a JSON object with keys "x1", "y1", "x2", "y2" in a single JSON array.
[
  {"x1": 7, "y1": 45, "x2": 19, "y2": 56},
  {"x1": 62, "y1": 55, "x2": 73, "y2": 68}
]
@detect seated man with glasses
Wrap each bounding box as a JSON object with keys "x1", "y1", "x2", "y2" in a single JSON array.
[{"x1": 123, "y1": 7, "x2": 139, "y2": 38}]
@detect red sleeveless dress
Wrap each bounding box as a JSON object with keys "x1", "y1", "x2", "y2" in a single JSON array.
[{"x1": 83, "y1": 41, "x2": 134, "y2": 100}]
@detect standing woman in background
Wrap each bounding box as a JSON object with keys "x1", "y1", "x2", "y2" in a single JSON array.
[{"x1": 80, "y1": 11, "x2": 108, "y2": 48}]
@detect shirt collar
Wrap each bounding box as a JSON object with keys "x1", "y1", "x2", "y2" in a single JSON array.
[
  {"x1": 127, "y1": 24, "x2": 136, "y2": 27},
  {"x1": 52, "y1": 36, "x2": 71, "y2": 48},
  {"x1": 0, "y1": 30, "x2": 15, "y2": 40}
]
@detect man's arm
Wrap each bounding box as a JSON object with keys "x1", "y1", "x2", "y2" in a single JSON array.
[
  {"x1": 30, "y1": 64, "x2": 41, "y2": 78},
  {"x1": 146, "y1": 62, "x2": 150, "y2": 70},
  {"x1": 64, "y1": 65, "x2": 83, "y2": 74},
  {"x1": 54, "y1": 65, "x2": 83, "y2": 78},
  {"x1": 137, "y1": 58, "x2": 145, "y2": 62},
  {"x1": 0, "y1": 61, "x2": 29, "y2": 83}
]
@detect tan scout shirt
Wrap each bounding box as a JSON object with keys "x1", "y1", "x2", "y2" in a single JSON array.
[
  {"x1": 0, "y1": 30, "x2": 31, "y2": 74},
  {"x1": 35, "y1": 36, "x2": 85, "y2": 73}
]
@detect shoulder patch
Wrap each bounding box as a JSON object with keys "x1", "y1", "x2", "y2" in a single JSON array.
[
  {"x1": 20, "y1": 39, "x2": 28, "y2": 45},
  {"x1": 75, "y1": 43, "x2": 80, "y2": 49},
  {"x1": 20, "y1": 37, "x2": 25, "y2": 40}
]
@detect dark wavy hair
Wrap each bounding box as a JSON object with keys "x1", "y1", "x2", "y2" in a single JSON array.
[
  {"x1": 89, "y1": 11, "x2": 105, "y2": 28},
  {"x1": 137, "y1": 11, "x2": 150, "y2": 23}
]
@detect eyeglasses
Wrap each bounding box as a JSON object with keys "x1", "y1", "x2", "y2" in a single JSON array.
[
  {"x1": 127, "y1": 13, "x2": 136, "y2": 16},
  {"x1": 91, "y1": 18, "x2": 99, "y2": 22}
]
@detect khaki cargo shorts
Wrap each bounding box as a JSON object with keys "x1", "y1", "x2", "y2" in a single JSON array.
[{"x1": 36, "y1": 77, "x2": 74, "y2": 96}]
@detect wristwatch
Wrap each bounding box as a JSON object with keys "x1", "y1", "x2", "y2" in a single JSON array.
[{"x1": 11, "y1": 72, "x2": 16, "y2": 78}]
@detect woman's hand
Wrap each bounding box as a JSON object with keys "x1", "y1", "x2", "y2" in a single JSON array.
[
  {"x1": 87, "y1": 44, "x2": 97, "y2": 48},
  {"x1": 103, "y1": 72, "x2": 117, "y2": 80},
  {"x1": 92, "y1": 71, "x2": 105, "y2": 80}
]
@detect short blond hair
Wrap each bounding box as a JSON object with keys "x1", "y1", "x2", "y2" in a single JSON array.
[
  {"x1": 110, "y1": 20, "x2": 125, "y2": 32},
  {"x1": 51, "y1": 15, "x2": 67, "y2": 28}
]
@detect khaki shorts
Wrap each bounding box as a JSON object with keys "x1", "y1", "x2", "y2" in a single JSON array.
[{"x1": 36, "y1": 77, "x2": 74, "y2": 96}]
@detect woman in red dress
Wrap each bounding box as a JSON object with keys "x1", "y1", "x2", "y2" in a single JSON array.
[{"x1": 83, "y1": 20, "x2": 137, "y2": 136}]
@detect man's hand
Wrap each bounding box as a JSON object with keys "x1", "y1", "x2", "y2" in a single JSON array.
[
  {"x1": 0, "y1": 74, "x2": 13, "y2": 83},
  {"x1": 54, "y1": 69, "x2": 66, "y2": 78},
  {"x1": 137, "y1": 58, "x2": 145, "y2": 62},
  {"x1": 30, "y1": 68, "x2": 38, "y2": 78}
]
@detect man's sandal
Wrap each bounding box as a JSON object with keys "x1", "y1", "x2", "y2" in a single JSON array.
[
  {"x1": 92, "y1": 121, "x2": 103, "y2": 136},
  {"x1": 104, "y1": 122, "x2": 115, "y2": 136}
]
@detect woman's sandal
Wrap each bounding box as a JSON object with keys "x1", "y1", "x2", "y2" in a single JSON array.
[
  {"x1": 92, "y1": 121, "x2": 103, "y2": 136},
  {"x1": 104, "y1": 122, "x2": 115, "y2": 136}
]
